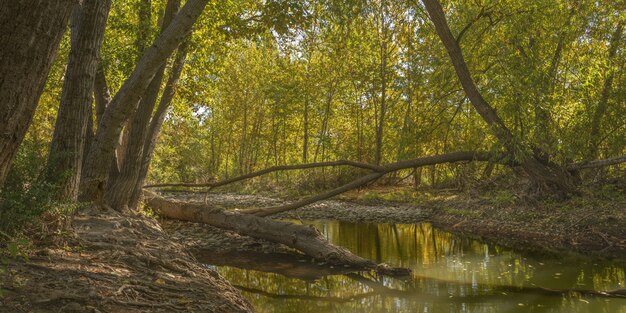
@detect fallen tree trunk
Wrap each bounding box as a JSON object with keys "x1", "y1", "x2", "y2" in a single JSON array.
[
  {"x1": 144, "y1": 160, "x2": 383, "y2": 188},
  {"x1": 243, "y1": 151, "x2": 497, "y2": 216},
  {"x1": 144, "y1": 152, "x2": 626, "y2": 217},
  {"x1": 143, "y1": 190, "x2": 411, "y2": 276}
]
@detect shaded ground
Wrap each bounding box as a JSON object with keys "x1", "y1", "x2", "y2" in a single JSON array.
[
  {"x1": 0, "y1": 206, "x2": 252, "y2": 313},
  {"x1": 161, "y1": 180, "x2": 626, "y2": 260}
]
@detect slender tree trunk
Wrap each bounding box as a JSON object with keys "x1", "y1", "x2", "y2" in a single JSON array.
[
  {"x1": 313, "y1": 80, "x2": 337, "y2": 162},
  {"x1": 106, "y1": 0, "x2": 180, "y2": 210},
  {"x1": 532, "y1": 7, "x2": 576, "y2": 158},
  {"x1": 128, "y1": 42, "x2": 188, "y2": 209},
  {"x1": 587, "y1": 22, "x2": 623, "y2": 160},
  {"x1": 45, "y1": 0, "x2": 111, "y2": 201},
  {"x1": 375, "y1": 33, "x2": 388, "y2": 166},
  {"x1": 112, "y1": 0, "x2": 153, "y2": 178},
  {"x1": 239, "y1": 101, "x2": 248, "y2": 175},
  {"x1": 413, "y1": 167, "x2": 422, "y2": 189},
  {"x1": 303, "y1": 97, "x2": 309, "y2": 163},
  {"x1": 79, "y1": 0, "x2": 209, "y2": 202},
  {"x1": 421, "y1": 0, "x2": 577, "y2": 195},
  {"x1": 0, "y1": 0, "x2": 74, "y2": 189}
]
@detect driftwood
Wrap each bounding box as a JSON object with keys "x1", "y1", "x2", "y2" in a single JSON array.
[{"x1": 143, "y1": 190, "x2": 411, "y2": 276}]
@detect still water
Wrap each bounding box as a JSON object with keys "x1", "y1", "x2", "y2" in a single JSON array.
[{"x1": 197, "y1": 221, "x2": 626, "y2": 313}]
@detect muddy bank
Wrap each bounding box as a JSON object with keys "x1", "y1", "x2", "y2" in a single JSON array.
[
  {"x1": 162, "y1": 189, "x2": 626, "y2": 260},
  {"x1": 0, "y1": 206, "x2": 252, "y2": 313}
]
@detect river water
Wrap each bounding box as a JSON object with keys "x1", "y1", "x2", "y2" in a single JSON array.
[{"x1": 196, "y1": 221, "x2": 626, "y2": 313}]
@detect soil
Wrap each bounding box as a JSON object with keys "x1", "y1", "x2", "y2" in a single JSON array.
[{"x1": 0, "y1": 206, "x2": 253, "y2": 313}]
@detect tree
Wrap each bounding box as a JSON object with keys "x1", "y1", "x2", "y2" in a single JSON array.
[
  {"x1": 45, "y1": 0, "x2": 112, "y2": 201},
  {"x1": 79, "y1": 0, "x2": 210, "y2": 202},
  {"x1": 420, "y1": 0, "x2": 578, "y2": 195},
  {"x1": 105, "y1": 0, "x2": 182, "y2": 210},
  {"x1": 0, "y1": 0, "x2": 74, "y2": 190}
]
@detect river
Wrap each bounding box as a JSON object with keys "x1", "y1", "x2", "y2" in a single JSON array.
[{"x1": 196, "y1": 221, "x2": 626, "y2": 313}]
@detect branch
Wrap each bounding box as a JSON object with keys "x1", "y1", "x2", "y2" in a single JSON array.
[
  {"x1": 144, "y1": 160, "x2": 383, "y2": 188},
  {"x1": 568, "y1": 155, "x2": 626, "y2": 170},
  {"x1": 241, "y1": 172, "x2": 385, "y2": 216},
  {"x1": 242, "y1": 151, "x2": 499, "y2": 217}
]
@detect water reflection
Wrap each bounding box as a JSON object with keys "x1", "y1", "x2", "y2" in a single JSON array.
[{"x1": 197, "y1": 221, "x2": 626, "y2": 313}]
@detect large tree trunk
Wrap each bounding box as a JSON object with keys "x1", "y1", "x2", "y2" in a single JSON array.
[
  {"x1": 79, "y1": 0, "x2": 209, "y2": 202},
  {"x1": 0, "y1": 0, "x2": 74, "y2": 190},
  {"x1": 45, "y1": 0, "x2": 111, "y2": 201},
  {"x1": 421, "y1": 0, "x2": 577, "y2": 195},
  {"x1": 93, "y1": 65, "x2": 111, "y2": 126},
  {"x1": 106, "y1": 0, "x2": 181, "y2": 210},
  {"x1": 143, "y1": 190, "x2": 410, "y2": 276}
]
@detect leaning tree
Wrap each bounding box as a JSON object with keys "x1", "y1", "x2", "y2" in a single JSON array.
[{"x1": 420, "y1": 0, "x2": 579, "y2": 196}]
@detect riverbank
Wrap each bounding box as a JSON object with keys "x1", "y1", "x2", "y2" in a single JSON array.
[
  {"x1": 160, "y1": 179, "x2": 626, "y2": 260},
  {"x1": 3, "y1": 181, "x2": 622, "y2": 312},
  {"x1": 0, "y1": 206, "x2": 252, "y2": 312}
]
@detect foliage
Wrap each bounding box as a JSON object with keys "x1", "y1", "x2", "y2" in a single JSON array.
[
  {"x1": 145, "y1": 0, "x2": 624, "y2": 186},
  {"x1": 8, "y1": 0, "x2": 626, "y2": 197}
]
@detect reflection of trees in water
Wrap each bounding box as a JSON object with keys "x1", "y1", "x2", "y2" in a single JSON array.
[
  {"x1": 319, "y1": 222, "x2": 486, "y2": 267},
  {"x1": 220, "y1": 268, "x2": 626, "y2": 313},
  {"x1": 207, "y1": 221, "x2": 626, "y2": 312}
]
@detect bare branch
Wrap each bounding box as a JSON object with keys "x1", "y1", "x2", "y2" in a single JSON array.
[
  {"x1": 144, "y1": 160, "x2": 383, "y2": 188},
  {"x1": 569, "y1": 155, "x2": 626, "y2": 170},
  {"x1": 243, "y1": 151, "x2": 499, "y2": 217}
]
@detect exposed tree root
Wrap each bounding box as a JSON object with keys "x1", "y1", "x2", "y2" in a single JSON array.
[{"x1": 1, "y1": 207, "x2": 253, "y2": 312}]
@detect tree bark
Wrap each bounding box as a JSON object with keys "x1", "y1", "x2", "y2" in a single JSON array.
[
  {"x1": 93, "y1": 64, "x2": 112, "y2": 127},
  {"x1": 79, "y1": 0, "x2": 209, "y2": 202},
  {"x1": 568, "y1": 154, "x2": 626, "y2": 170},
  {"x1": 144, "y1": 190, "x2": 410, "y2": 276},
  {"x1": 106, "y1": 0, "x2": 181, "y2": 210},
  {"x1": 421, "y1": 0, "x2": 577, "y2": 195},
  {"x1": 45, "y1": 0, "x2": 111, "y2": 201},
  {"x1": 0, "y1": 0, "x2": 74, "y2": 189}
]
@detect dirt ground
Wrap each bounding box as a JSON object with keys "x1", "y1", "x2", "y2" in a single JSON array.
[{"x1": 0, "y1": 206, "x2": 252, "y2": 313}]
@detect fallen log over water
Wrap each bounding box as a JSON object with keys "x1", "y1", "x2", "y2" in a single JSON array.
[{"x1": 144, "y1": 190, "x2": 411, "y2": 276}]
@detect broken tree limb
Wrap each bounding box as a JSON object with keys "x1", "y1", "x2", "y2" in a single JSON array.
[
  {"x1": 242, "y1": 172, "x2": 385, "y2": 216},
  {"x1": 241, "y1": 151, "x2": 497, "y2": 217},
  {"x1": 568, "y1": 154, "x2": 626, "y2": 170},
  {"x1": 143, "y1": 190, "x2": 410, "y2": 276},
  {"x1": 144, "y1": 160, "x2": 382, "y2": 188},
  {"x1": 143, "y1": 151, "x2": 626, "y2": 218}
]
